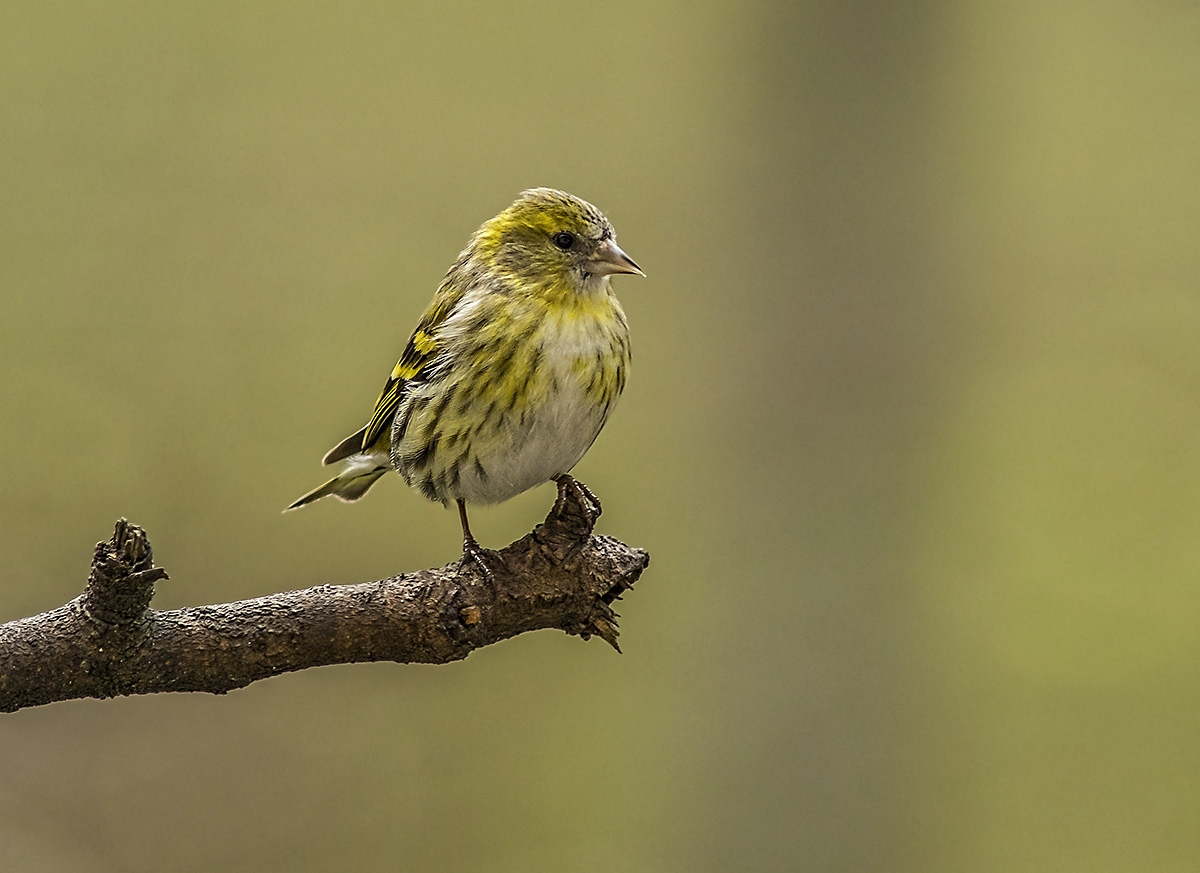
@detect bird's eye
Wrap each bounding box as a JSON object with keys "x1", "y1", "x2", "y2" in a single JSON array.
[{"x1": 552, "y1": 231, "x2": 575, "y2": 250}]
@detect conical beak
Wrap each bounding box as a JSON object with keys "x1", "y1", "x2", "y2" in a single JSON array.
[{"x1": 587, "y1": 238, "x2": 645, "y2": 277}]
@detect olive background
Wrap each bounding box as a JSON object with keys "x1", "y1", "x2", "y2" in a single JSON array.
[{"x1": 3, "y1": 2, "x2": 1199, "y2": 871}]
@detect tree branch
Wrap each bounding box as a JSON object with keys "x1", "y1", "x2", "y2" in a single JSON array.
[{"x1": 0, "y1": 486, "x2": 649, "y2": 713}]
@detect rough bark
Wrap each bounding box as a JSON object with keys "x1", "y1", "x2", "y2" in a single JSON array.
[{"x1": 0, "y1": 485, "x2": 649, "y2": 713}]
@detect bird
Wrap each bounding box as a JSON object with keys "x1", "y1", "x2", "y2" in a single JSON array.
[{"x1": 286, "y1": 188, "x2": 643, "y2": 572}]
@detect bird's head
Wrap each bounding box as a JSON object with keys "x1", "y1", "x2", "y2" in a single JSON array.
[{"x1": 475, "y1": 188, "x2": 643, "y2": 294}]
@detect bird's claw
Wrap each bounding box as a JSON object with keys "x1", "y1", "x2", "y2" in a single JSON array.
[
  {"x1": 460, "y1": 536, "x2": 503, "y2": 584},
  {"x1": 554, "y1": 474, "x2": 602, "y2": 526}
]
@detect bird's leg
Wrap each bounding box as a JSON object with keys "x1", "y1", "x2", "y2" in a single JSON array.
[
  {"x1": 457, "y1": 499, "x2": 498, "y2": 580},
  {"x1": 554, "y1": 474, "x2": 602, "y2": 525}
]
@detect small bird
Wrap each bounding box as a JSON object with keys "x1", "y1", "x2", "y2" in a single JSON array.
[{"x1": 286, "y1": 188, "x2": 643, "y2": 570}]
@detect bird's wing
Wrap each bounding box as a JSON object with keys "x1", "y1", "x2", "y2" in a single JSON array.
[{"x1": 360, "y1": 282, "x2": 466, "y2": 451}]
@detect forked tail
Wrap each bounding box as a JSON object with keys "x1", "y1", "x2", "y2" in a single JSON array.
[{"x1": 285, "y1": 456, "x2": 388, "y2": 511}]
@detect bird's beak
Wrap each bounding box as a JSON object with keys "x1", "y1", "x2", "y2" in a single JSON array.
[{"x1": 587, "y1": 238, "x2": 645, "y2": 277}]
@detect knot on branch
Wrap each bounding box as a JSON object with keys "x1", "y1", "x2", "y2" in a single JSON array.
[{"x1": 82, "y1": 518, "x2": 168, "y2": 628}]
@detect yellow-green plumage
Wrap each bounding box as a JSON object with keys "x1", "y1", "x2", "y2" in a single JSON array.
[{"x1": 287, "y1": 188, "x2": 641, "y2": 558}]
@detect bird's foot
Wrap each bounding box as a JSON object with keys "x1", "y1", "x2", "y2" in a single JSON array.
[
  {"x1": 554, "y1": 474, "x2": 602, "y2": 527},
  {"x1": 460, "y1": 535, "x2": 504, "y2": 584}
]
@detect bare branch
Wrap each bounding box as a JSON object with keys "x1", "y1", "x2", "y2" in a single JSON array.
[{"x1": 0, "y1": 486, "x2": 649, "y2": 713}]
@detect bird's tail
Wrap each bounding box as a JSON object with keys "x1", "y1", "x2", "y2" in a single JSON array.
[{"x1": 285, "y1": 455, "x2": 389, "y2": 511}]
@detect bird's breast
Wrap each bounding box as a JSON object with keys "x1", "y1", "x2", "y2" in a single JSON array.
[{"x1": 393, "y1": 293, "x2": 629, "y2": 505}]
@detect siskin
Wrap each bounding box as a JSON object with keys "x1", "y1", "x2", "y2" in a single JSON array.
[{"x1": 287, "y1": 188, "x2": 643, "y2": 569}]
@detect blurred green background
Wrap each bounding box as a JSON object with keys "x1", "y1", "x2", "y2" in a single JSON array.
[{"x1": 3, "y1": 1, "x2": 1199, "y2": 870}]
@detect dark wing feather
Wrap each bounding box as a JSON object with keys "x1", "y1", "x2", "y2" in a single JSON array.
[
  {"x1": 359, "y1": 281, "x2": 466, "y2": 451},
  {"x1": 322, "y1": 425, "x2": 369, "y2": 465}
]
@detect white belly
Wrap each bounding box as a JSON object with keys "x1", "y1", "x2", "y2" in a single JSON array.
[
  {"x1": 391, "y1": 312, "x2": 626, "y2": 506},
  {"x1": 451, "y1": 376, "x2": 606, "y2": 504}
]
